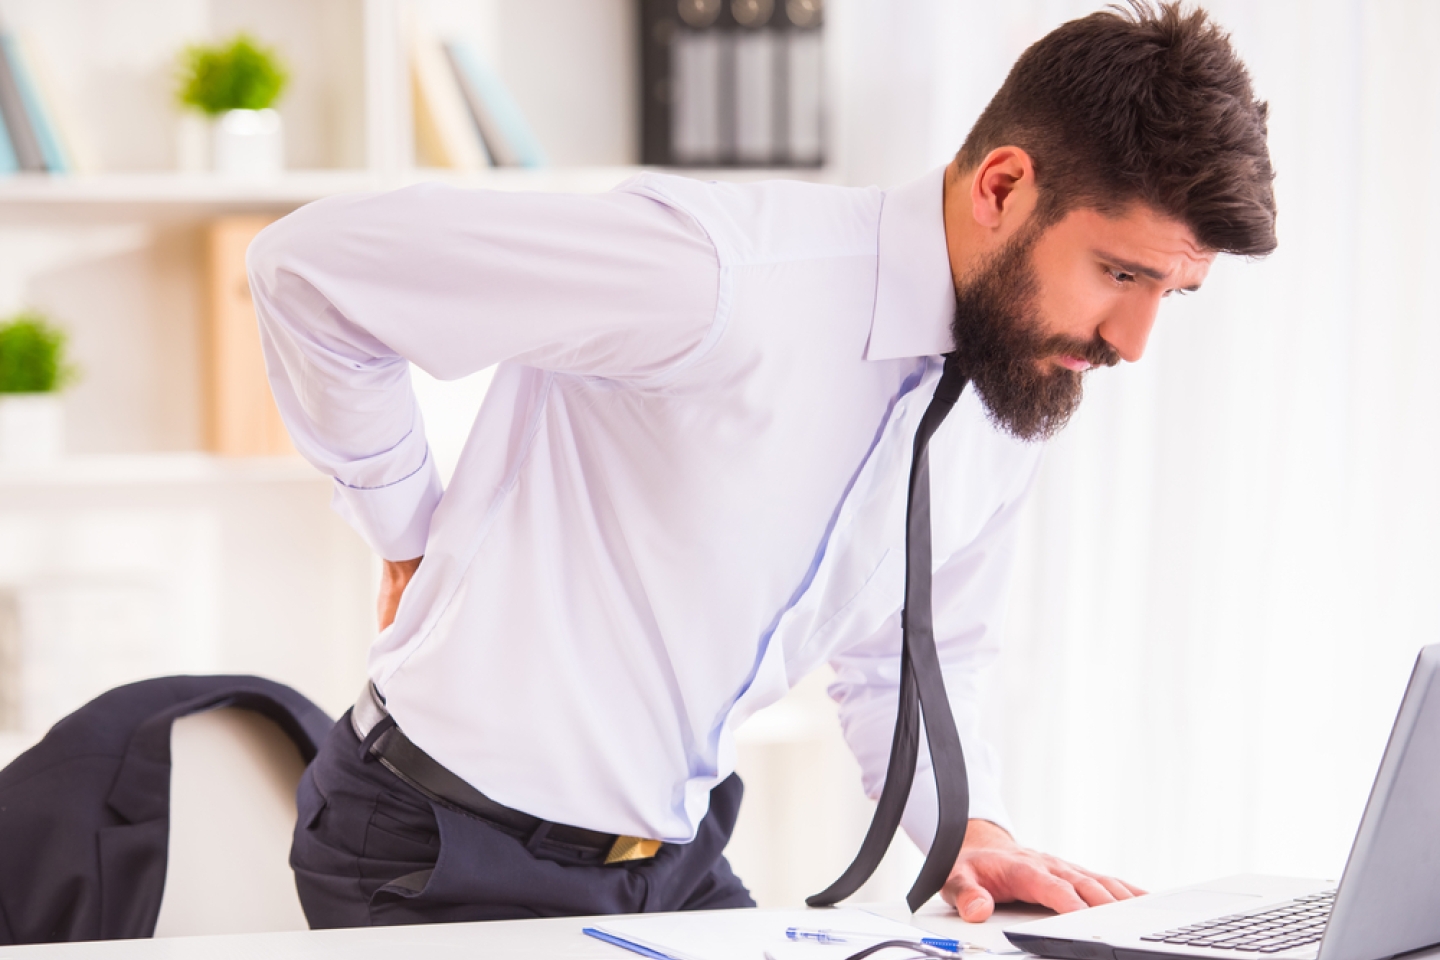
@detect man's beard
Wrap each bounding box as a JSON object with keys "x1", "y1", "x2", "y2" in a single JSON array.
[{"x1": 949, "y1": 225, "x2": 1120, "y2": 442}]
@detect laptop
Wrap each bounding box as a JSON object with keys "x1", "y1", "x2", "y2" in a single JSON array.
[{"x1": 1005, "y1": 643, "x2": 1440, "y2": 960}]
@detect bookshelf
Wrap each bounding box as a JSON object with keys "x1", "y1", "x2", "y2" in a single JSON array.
[{"x1": 0, "y1": 0, "x2": 836, "y2": 455}]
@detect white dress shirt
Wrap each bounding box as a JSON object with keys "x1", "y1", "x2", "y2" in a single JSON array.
[{"x1": 248, "y1": 166, "x2": 1042, "y2": 852}]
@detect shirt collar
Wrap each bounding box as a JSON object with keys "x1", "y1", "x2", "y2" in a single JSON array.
[{"x1": 865, "y1": 165, "x2": 956, "y2": 361}]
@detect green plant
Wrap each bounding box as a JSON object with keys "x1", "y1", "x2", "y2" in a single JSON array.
[
  {"x1": 0, "y1": 311, "x2": 77, "y2": 393},
  {"x1": 176, "y1": 34, "x2": 289, "y2": 116}
]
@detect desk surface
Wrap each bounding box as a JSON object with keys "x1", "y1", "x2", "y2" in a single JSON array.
[{"x1": 0, "y1": 900, "x2": 1041, "y2": 959}]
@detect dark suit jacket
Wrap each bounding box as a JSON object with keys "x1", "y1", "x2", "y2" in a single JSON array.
[{"x1": 0, "y1": 675, "x2": 333, "y2": 945}]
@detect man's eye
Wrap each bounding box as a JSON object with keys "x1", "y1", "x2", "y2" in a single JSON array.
[{"x1": 1107, "y1": 268, "x2": 1136, "y2": 285}]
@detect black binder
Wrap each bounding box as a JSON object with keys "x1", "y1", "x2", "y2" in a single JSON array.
[{"x1": 640, "y1": 0, "x2": 824, "y2": 168}]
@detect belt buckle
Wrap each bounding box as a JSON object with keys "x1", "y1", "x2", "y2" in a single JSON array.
[{"x1": 605, "y1": 835, "x2": 662, "y2": 864}]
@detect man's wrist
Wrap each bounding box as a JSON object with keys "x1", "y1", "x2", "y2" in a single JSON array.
[
  {"x1": 383, "y1": 556, "x2": 423, "y2": 576},
  {"x1": 377, "y1": 555, "x2": 424, "y2": 631},
  {"x1": 963, "y1": 818, "x2": 1016, "y2": 850}
]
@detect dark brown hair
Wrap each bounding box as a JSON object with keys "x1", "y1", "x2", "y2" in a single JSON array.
[{"x1": 956, "y1": 1, "x2": 1276, "y2": 256}]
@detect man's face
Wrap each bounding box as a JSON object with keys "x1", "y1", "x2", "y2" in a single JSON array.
[{"x1": 951, "y1": 204, "x2": 1215, "y2": 441}]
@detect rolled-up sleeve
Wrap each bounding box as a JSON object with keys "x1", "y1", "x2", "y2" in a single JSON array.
[
  {"x1": 827, "y1": 475, "x2": 1036, "y2": 852},
  {"x1": 246, "y1": 181, "x2": 719, "y2": 560}
]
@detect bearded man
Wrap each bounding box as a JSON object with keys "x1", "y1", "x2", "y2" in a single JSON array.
[{"x1": 249, "y1": 0, "x2": 1275, "y2": 928}]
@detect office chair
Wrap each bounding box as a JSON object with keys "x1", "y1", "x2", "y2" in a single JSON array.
[{"x1": 153, "y1": 706, "x2": 311, "y2": 936}]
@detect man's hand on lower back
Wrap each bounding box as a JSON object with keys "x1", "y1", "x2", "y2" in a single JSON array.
[
  {"x1": 378, "y1": 556, "x2": 423, "y2": 631},
  {"x1": 942, "y1": 818, "x2": 1145, "y2": 922}
]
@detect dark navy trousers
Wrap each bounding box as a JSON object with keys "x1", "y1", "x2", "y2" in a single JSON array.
[{"x1": 290, "y1": 713, "x2": 755, "y2": 927}]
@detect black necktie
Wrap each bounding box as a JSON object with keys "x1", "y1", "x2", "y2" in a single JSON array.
[{"x1": 808, "y1": 353, "x2": 971, "y2": 913}]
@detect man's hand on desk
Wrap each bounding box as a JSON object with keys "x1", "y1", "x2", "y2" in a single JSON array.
[
  {"x1": 942, "y1": 818, "x2": 1145, "y2": 922},
  {"x1": 378, "y1": 556, "x2": 423, "y2": 630}
]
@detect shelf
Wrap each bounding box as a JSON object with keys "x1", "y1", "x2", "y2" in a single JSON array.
[
  {"x1": 0, "y1": 170, "x2": 376, "y2": 223},
  {"x1": 409, "y1": 166, "x2": 836, "y2": 194},
  {"x1": 0, "y1": 453, "x2": 325, "y2": 489},
  {"x1": 0, "y1": 166, "x2": 836, "y2": 222}
]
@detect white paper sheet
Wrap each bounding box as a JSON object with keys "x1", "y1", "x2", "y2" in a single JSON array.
[{"x1": 587, "y1": 907, "x2": 937, "y2": 960}]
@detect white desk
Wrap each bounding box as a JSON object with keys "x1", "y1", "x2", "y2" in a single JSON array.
[{"x1": 0, "y1": 901, "x2": 1043, "y2": 959}]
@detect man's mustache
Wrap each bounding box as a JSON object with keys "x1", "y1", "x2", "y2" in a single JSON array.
[{"x1": 1039, "y1": 334, "x2": 1121, "y2": 369}]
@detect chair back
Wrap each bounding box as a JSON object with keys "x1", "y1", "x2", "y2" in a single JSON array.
[{"x1": 153, "y1": 707, "x2": 309, "y2": 936}]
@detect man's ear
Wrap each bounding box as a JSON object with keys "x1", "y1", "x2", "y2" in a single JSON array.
[{"x1": 969, "y1": 146, "x2": 1037, "y2": 232}]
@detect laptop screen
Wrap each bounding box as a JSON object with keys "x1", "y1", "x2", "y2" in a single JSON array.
[{"x1": 1322, "y1": 644, "x2": 1440, "y2": 960}]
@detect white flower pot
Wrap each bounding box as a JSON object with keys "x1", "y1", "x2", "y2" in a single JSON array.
[
  {"x1": 0, "y1": 393, "x2": 64, "y2": 466},
  {"x1": 212, "y1": 108, "x2": 284, "y2": 179}
]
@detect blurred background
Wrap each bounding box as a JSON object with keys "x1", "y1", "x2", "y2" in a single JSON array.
[{"x1": 0, "y1": 0, "x2": 1436, "y2": 913}]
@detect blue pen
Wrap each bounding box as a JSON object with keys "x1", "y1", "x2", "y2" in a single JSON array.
[
  {"x1": 583, "y1": 926, "x2": 683, "y2": 960},
  {"x1": 786, "y1": 927, "x2": 851, "y2": 944},
  {"x1": 919, "y1": 937, "x2": 968, "y2": 953},
  {"x1": 785, "y1": 927, "x2": 971, "y2": 953}
]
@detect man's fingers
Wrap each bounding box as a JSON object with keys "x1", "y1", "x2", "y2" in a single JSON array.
[
  {"x1": 1058, "y1": 870, "x2": 1119, "y2": 908},
  {"x1": 1092, "y1": 874, "x2": 1137, "y2": 901},
  {"x1": 1017, "y1": 869, "x2": 1089, "y2": 914},
  {"x1": 1070, "y1": 864, "x2": 1146, "y2": 900}
]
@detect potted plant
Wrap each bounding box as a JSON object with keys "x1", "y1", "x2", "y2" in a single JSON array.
[
  {"x1": 176, "y1": 34, "x2": 290, "y2": 178},
  {"x1": 0, "y1": 311, "x2": 76, "y2": 466}
]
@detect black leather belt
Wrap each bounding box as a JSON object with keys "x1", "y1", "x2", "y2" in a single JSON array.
[{"x1": 351, "y1": 684, "x2": 661, "y2": 863}]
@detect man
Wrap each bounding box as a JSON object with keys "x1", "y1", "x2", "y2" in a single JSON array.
[{"x1": 249, "y1": 1, "x2": 1274, "y2": 928}]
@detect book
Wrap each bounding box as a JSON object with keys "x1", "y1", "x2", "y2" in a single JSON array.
[
  {"x1": 444, "y1": 39, "x2": 547, "y2": 168},
  {"x1": 784, "y1": 27, "x2": 823, "y2": 166},
  {"x1": 410, "y1": 21, "x2": 491, "y2": 170},
  {"x1": 734, "y1": 26, "x2": 777, "y2": 164},
  {"x1": 205, "y1": 216, "x2": 295, "y2": 458},
  {"x1": 639, "y1": 0, "x2": 675, "y2": 165},
  {"x1": 670, "y1": 25, "x2": 725, "y2": 164},
  {"x1": 0, "y1": 29, "x2": 43, "y2": 171},
  {"x1": 439, "y1": 43, "x2": 501, "y2": 166},
  {"x1": 0, "y1": 30, "x2": 67, "y2": 173},
  {"x1": 13, "y1": 29, "x2": 96, "y2": 174},
  {"x1": 0, "y1": 100, "x2": 17, "y2": 174}
]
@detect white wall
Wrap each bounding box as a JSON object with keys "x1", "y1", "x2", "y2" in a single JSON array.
[{"x1": 0, "y1": 463, "x2": 373, "y2": 733}]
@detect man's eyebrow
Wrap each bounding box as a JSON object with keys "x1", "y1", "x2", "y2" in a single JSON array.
[
  {"x1": 1094, "y1": 249, "x2": 1170, "y2": 282},
  {"x1": 1095, "y1": 249, "x2": 1204, "y2": 291}
]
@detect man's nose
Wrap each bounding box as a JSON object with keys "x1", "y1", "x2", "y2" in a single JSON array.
[{"x1": 1097, "y1": 295, "x2": 1161, "y2": 363}]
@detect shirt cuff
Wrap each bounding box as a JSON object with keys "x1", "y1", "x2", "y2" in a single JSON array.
[
  {"x1": 329, "y1": 448, "x2": 443, "y2": 560},
  {"x1": 900, "y1": 752, "x2": 1013, "y2": 854}
]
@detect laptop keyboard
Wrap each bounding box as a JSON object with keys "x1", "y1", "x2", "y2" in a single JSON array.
[{"x1": 1140, "y1": 890, "x2": 1337, "y2": 954}]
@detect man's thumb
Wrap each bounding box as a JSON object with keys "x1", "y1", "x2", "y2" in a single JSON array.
[{"x1": 955, "y1": 881, "x2": 995, "y2": 922}]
